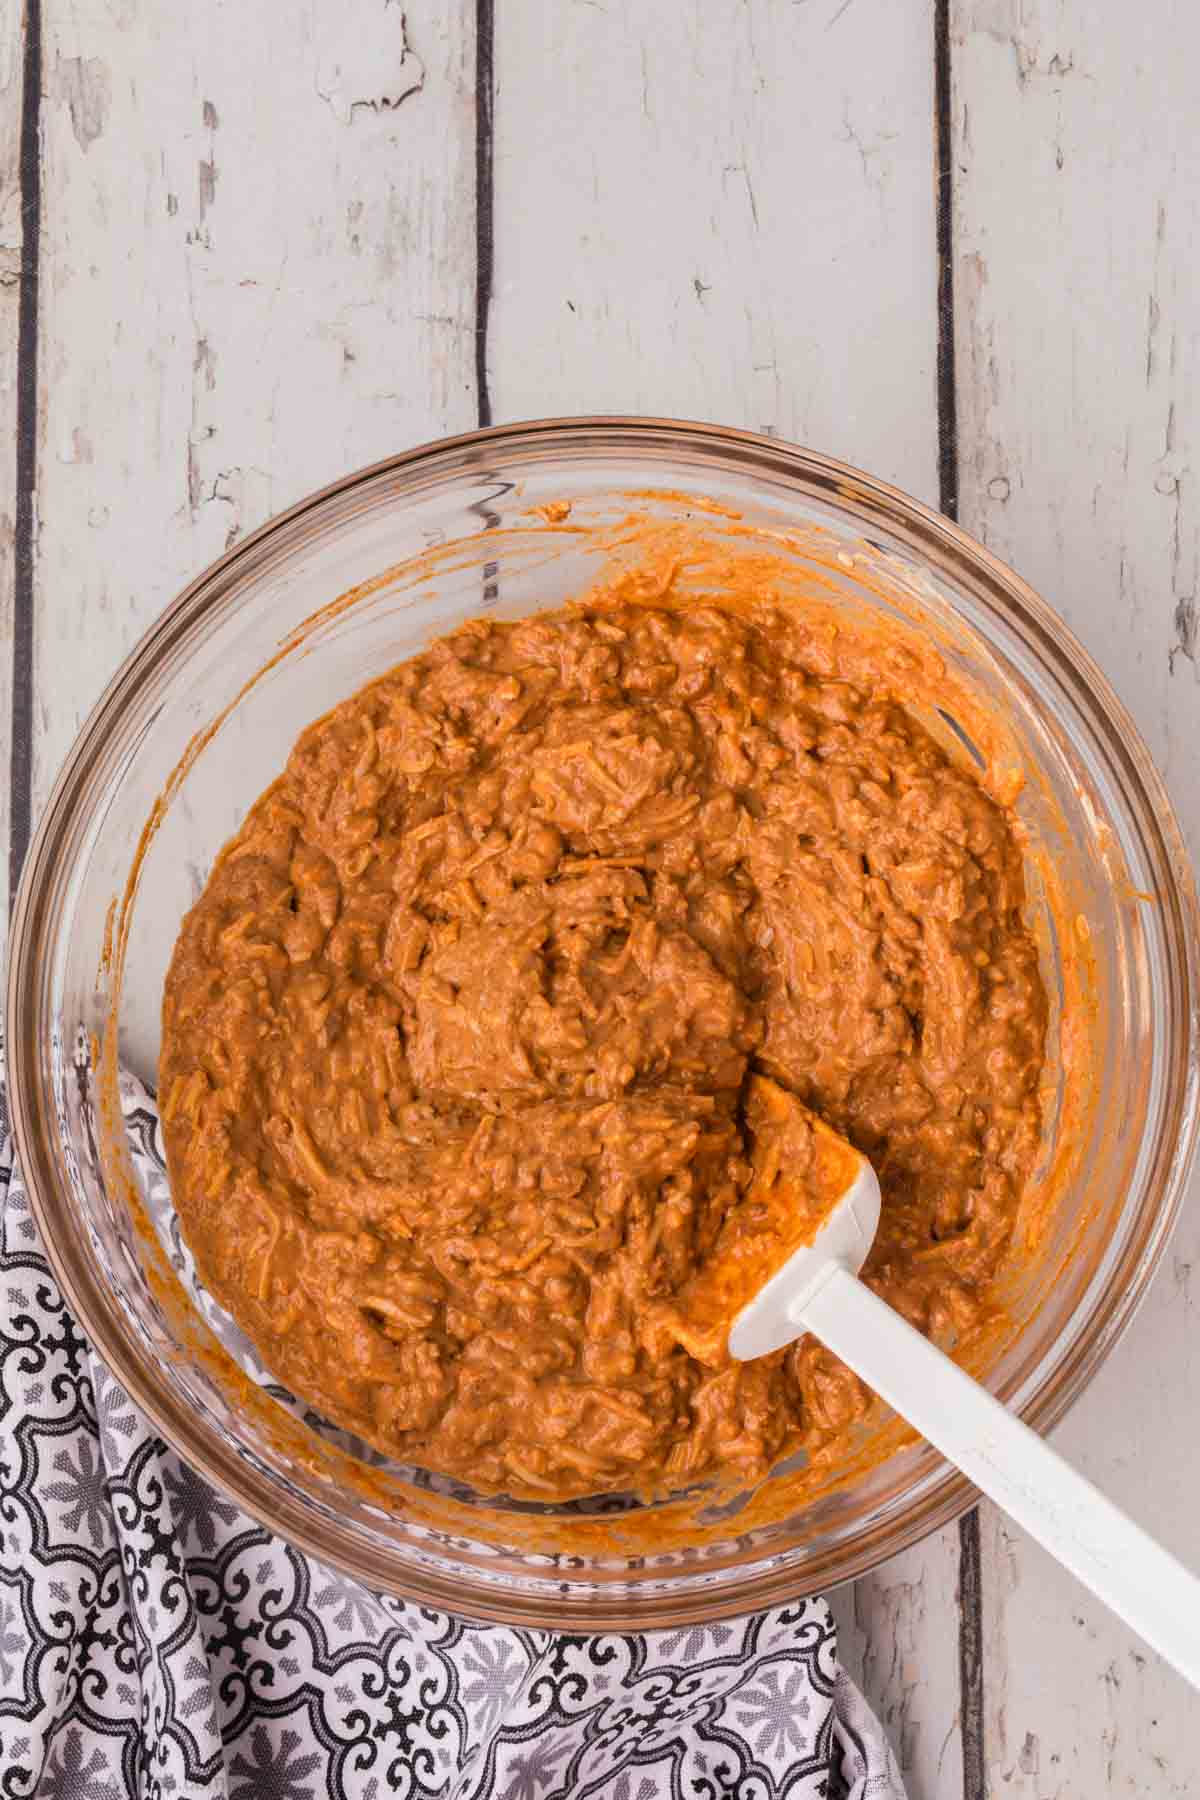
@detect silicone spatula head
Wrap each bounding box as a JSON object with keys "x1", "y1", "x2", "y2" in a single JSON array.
[{"x1": 726, "y1": 1078, "x2": 882, "y2": 1361}]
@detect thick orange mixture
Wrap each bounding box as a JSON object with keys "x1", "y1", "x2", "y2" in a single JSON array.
[{"x1": 160, "y1": 597, "x2": 1046, "y2": 1499}]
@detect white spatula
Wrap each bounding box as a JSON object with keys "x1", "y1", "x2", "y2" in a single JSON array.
[{"x1": 729, "y1": 1077, "x2": 1200, "y2": 1691}]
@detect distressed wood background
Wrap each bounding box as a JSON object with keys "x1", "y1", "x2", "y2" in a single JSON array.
[{"x1": 2, "y1": 2, "x2": 1198, "y2": 1793}]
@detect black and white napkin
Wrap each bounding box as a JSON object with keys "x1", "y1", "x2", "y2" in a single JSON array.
[{"x1": 0, "y1": 1050, "x2": 907, "y2": 1799}]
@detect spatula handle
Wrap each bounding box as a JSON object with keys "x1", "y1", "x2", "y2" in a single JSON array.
[{"x1": 798, "y1": 1263, "x2": 1200, "y2": 1691}]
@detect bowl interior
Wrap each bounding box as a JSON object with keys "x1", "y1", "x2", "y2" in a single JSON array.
[{"x1": 12, "y1": 423, "x2": 1197, "y2": 1627}]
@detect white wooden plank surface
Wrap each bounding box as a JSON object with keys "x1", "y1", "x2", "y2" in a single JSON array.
[
  {"x1": 489, "y1": 13, "x2": 968, "y2": 1796},
  {"x1": 0, "y1": 3, "x2": 22, "y2": 943},
  {"x1": 10, "y1": 4, "x2": 973, "y2": 1793},
  {"x1": 32, "y1": 0, "x2": 477, "y2": 821},
  {"x1": 11, "y1": 0, "x2": 1200, "y2": 1790},
  {"x1": 953, "y1": 2, "x2": 1200, "y2": 1790},
  {"x1": 490, "y1": 0, "x2": 941, "y2": 503},
  {"x1": 827, "y1": 1529, "x2": 966, "y2": 1799}
]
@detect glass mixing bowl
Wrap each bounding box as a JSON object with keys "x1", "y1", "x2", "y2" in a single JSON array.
[{"x1": 9, "y1": 419, "x2": 1199, "y2": 1629}]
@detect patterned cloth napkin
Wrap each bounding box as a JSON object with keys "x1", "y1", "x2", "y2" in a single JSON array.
[{"x1": 0, "y1": 1052, "x2": 907, "y2": 1799}]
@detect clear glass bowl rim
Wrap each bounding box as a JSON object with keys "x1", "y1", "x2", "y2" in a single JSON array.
[{"x1": 8, "y1": 415, "x2": 1200, "y2": 1625}]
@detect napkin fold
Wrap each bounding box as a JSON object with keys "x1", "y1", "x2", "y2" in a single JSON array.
[{"x1": 0, "y1": 1052, "x2": 907, "y2": 1799}]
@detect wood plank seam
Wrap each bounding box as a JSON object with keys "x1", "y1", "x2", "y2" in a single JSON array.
[
  {"x1": 474, "y1": 0, "x2": 494, "y2": 429},
  {"x1": 936, "y1": 3, "x2": 986, "y2": 1796},
  {"x1": 957, "y1": 1511, "x2": 986, "y2": 1800},
  {"x1": 9, "y1": 0, "x2": 41, "y2": 914},
  {"x1": 935, "y1": 0, "x2": 959, "y2": 526},
  {"x1": 472, "y1": 0, "x2": 498, "y2": 609}
]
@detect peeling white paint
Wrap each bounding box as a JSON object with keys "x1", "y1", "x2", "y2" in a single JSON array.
[
  {"x1": 489, "y1": 0, "x2": 940, "y2": 504},
  {"x1": 53, "y1": 54, "x2": 111, "y2": 152},
  {"x1": 830, "y1": 1527, "x2": 965, "y2": 1799},
  {"x1": 29, "y1": 0, "x2": 476, "y2": 821},
  {"x1": 956, "y1": 3, "x2": 1200, "y2": 1792},
  {"x1": 314, "y1": 1, "x2": 425, "y2": 126}
]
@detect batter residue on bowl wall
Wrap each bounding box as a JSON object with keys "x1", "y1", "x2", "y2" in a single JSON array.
[{"x1": 158, "y1": 544, "x2": 1048, "y2": 1504}]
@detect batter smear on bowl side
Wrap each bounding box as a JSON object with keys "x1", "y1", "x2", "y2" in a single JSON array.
[{"x1": 160, "y1": 589, "x2": 1047, "y2": 1501}]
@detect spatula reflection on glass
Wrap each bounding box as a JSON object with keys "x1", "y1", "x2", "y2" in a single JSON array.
[{"x1": 725, "y1": 1075, "x2": 1200, "y2": 1692}]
